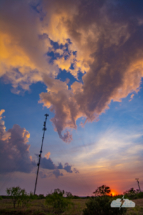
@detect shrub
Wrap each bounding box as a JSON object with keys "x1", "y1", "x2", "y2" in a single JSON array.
[
  {"x1": 66, "y1": 191, "x2": 73, "y2": 199},
  {"x1": 124, "y1": 188, "x2": 136, "y2": 194},
  {"x1": 45, "y1": 188, "x2": 72, "y2": 214},
  {"x1": 83, "y1": 195, "x2": 127, "y2": 215},
  {"x1": 72, "y1": 195, "x2": 80, "y2": 199},
  {"x1": 18, "y1": 189, "x2": 31, "y2": 208},
  {"x1": 29, "y1": 192, "x2": 38, "y2": 200},
  {"x1": 39, "y1": 194, "x2": 45, "y2": 199},
  {"x1": 6, "y1": 186, "x2": 30, "y2": 208},
  {"x1": 0, "y1": 196, "x2": 2, "y2": 200},
  {"x1": 6, "y1": 186, "x2": 23, "y2": 208},
  {"x1": 137, "y1": 192, "x2": 143, "y2": 198},
  {"x1": 123, "y1": 187, "x2": 140, "y2": 199}
]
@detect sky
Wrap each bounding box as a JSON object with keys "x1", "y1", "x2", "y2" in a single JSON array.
[{"x1": 0, "y1": 0, "x2": 143, "y2": 196}]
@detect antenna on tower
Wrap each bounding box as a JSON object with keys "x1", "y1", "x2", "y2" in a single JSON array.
[
  {"x1": 135, "y1": 178, "x2": 141, "y2": 192},
  {"x1": 34, "y1": 114, "x2": 49, "y2": 195}
]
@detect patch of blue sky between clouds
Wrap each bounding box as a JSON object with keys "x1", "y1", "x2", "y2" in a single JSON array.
[{"x1": 47, "y1": 38, "x2": 85, "y2": 88}]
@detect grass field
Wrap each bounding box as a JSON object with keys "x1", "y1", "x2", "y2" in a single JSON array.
[{"x1": 0, "y1": 198, "x2": 143, "y2": 215}]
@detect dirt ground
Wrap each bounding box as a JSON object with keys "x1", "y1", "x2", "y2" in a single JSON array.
[
  {"x1": 0, "y1": 198, "x2": 143, "y2": 215},
  {"x1": 125, "y1": 199, "x2": 143, "y2": 215}
]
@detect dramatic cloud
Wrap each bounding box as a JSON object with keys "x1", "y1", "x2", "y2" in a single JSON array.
[
  {"x1": 0, "y1": 109, "x2": 35, "y2": 174},
  {"x1": 0, "y1": 0, "x2": 58, "y2": 92},
  {"x1": 0, "y1": 110, "x2": 79, "y2": 177},
  {"x1": 39, "y1": 0, "x2": 143, "y2": 142},
  {"x1": 40, "y1": 157, "x2": 56, "y2": 170},
  {"x1": 1, "y1": 0, "x2": 143, "y2": 141}
]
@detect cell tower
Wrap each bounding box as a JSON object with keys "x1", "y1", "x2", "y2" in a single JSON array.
[
  {"x1": 34, "y1": 114, "x2": 49, "y2": 195},
  {"x1": 135, "y1": 178, "x2": 141, "y2": 192}
]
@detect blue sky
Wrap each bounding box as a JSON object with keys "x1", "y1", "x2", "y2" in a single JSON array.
[{"x1": 0, "y1": 0, "x2": 143, "y2": 196}]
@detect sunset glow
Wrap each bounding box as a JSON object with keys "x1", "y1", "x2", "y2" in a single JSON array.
[{"x1": 111, "y1": 192, "x2": 117, "y2": 197}]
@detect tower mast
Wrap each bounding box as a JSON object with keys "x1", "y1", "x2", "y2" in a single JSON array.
[
  {"x1": 135, "y1": 178, "x2": 141, "y2": 192},
  {"x1": 34, "y1": 114, "x2": 49, "y2": 195}
]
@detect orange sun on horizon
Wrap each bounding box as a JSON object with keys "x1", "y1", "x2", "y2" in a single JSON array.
[{"x1": 110, "y1": 191, "x2": 118, "y2": 196}]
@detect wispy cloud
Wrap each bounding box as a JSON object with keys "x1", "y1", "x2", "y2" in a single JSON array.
[{"x1": 71, "y1": 127, "x2": 143, "y2": 172}]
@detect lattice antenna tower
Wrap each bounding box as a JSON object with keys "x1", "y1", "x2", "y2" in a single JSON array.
[
  {"x1": 34, "y1": 114, "x2": 49, "y2": 195},
  {"x1": 135, "y1": 178, "x2": 141, "y2": 192}
]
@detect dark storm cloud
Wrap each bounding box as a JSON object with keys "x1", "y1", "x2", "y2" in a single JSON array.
[
  {"x1": 40, "y1": 156, "x2": 76, "y2": 173},
  {"x1": 57, "y1": 162, "x2": 63, "y2": 169},
  {"x1": 0, "y1": 110, "x2": 36, "y2": 174},
  {"x1": 63, "y1": 163, "x2": 73, "y2": 173},
  {"x1": 106, "y1": 0, "x2": 143, "y2": 23},
  {"x1": 0, "y1": 110, "x2": 79, "y2": 177},
  {"x1": 58, "y1": 162, "x2": 79, "y2": 173},
  {"x1": 40, "y1": 157, "x2": 56, "y2": 170}
]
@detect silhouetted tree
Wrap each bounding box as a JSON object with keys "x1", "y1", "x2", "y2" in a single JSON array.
[
  {"x1": 66, "y1": 191, "x2": 73, "y2": 199},
  {"x1": 93, "y1": 185, "x2": 111, "y2": 196},
  {"x1": 123, "y1": 187, "x2": 136, "y2": 195}
]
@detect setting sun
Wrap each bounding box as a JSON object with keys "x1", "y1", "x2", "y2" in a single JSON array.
[{"x1": 110, "y1": 191, "x2": 118, "y2": 196}]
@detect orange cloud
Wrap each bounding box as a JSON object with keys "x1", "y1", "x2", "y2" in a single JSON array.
[
  {"x1": 0, "y1": 109, "x2": 5, "y2": 119},
  {"x1": 1, "y1": 0, "x2": 143, "y2": 141},
  {"x1": 45, "y1": 152, "x2": 51, "y2": 159},
  {"x1": 129, "y1": 94, "x2": 134, "y2": 102},
  {"x1": 0, "y1": 0, "x2": 58, "y2": 92}
]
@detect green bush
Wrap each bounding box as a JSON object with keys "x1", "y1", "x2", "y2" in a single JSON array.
[
  {"x1": 45, "y1": 188, "x2": 72, "y2": 214},
  {"x1": 0, "y1": 196, "x2": 2, "y2": 200},
  {"x1": 83, "y1": 195, "x2": 127, "y2": 215},
  {"x1": 123, "y1": 187, "x2": 140, "y2": 199},
  {"x1": 29, "y1": 192, "x2": 39, "y2": 200},
  {"x1": 137, "y1": 192, "x2": 143, "y2": 198},
  {"x1": 18, "y1": 189, "x2": 31, "y2": 208},
  {"x1": 39, "y1": 194, "x2": 45, "y2": 199},
  {"x1": 66, "y1": 191, "x2": 73, "y2": 199},
  {"x1": 6, "y1": 186, "x2": 30, "y2": 208},
  {"x1": 124, "y1": 193, "x2": 138, "y2": 200},
  {"x1": 72, "y1": 195, "x2": 80, "y2": 199},
  {"x1": 6, "y1": 186, "x2": 22, "y2": 208}
]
